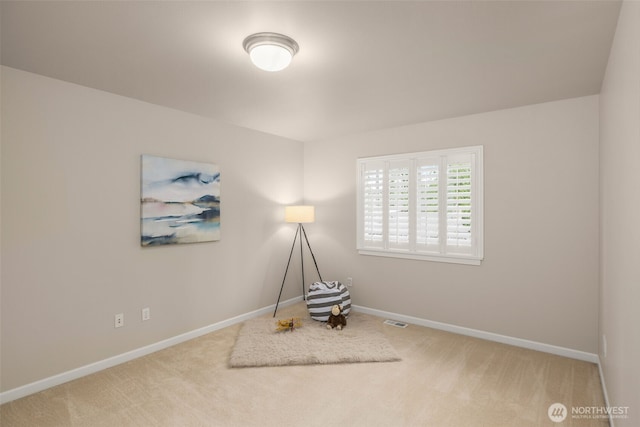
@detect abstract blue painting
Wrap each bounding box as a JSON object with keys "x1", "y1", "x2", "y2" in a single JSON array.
[{"x1": 141, "y1": 155, "x2": 220, "y2": 246}]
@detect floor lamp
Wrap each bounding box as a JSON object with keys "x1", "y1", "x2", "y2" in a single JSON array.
[{"x1": 273, "y1": 205, "x2": 323, "y2": 317}]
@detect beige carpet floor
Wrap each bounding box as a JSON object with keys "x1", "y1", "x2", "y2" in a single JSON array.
[{"x1": 0, "y1": 302, "x2": 607, "y2": 427}]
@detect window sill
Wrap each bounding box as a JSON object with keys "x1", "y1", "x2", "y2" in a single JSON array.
[{"x1": 358, "y1": 249, "x2": 482, "y2": 266}]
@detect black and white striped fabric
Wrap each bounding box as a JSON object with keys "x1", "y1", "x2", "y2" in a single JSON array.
[{"x1": 306, "y1": 281, "x2": 351, "y2": 321}]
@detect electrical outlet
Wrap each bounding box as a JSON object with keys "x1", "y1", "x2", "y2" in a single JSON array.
[
  {"x1": 114, "y1": 313, "x2": 124, "y2": 328},
  {"x1": 346, "y1": 277, "x2": 353, "y2": 287},
  {"x1": 142, "y1": 307, "x2": 151, "y2": 321}
]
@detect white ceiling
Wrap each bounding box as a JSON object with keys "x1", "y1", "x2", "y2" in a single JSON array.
[{"x1": 1, "y1": 1, "x2": 621, "y2": 142}]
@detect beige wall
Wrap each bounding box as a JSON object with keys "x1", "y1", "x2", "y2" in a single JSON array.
[
  {"x1": 304, "y1": 96, "x2": 600, "y2": 353},
  {"x1": 599, "y1": 1, "x2": 640, "y2": 424},
  {"x1": 1, "y1": 59, "x2": 618, "y2": 399},
  {"x1": 0, "y1": 67, "x2": 304, "y2": 392}
]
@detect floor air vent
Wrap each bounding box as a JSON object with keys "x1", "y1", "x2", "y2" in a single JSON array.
[{"x1": 383, "y1": 319, "x2": 408, "y2": 328}]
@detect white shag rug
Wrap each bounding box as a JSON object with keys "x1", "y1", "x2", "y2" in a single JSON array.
[{"x1": 229, "y1": 311, "x2": 401, "y2": 368}]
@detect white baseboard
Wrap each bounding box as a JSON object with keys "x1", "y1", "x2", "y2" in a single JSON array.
[
  {"x1": 597, "y1": 357, "x2": 614, "y2": 427},
  {"x1": 352, "y1": 304, "x2": 599, "y2": 363},
  {"x1": 0, "y1": 296, "x2": 303, "y2": 405}
]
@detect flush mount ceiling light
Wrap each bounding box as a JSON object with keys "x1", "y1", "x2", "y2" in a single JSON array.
[{"x1": 243, "y1": 32, "x2": 299, "y2": 72}]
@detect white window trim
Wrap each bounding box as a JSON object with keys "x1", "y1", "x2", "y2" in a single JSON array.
[{"x1": 356, "y1": 145, "x2": 484, "y2": 266}]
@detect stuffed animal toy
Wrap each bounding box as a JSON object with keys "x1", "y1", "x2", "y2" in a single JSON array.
[
  {"x1": 275, "y1": 317, "x2": 302, "y2": 332},
  {"x1": 326, "y1": 305, "x2": 347, "y2": 330}
]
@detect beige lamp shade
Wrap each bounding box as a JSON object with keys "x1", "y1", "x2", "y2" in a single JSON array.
[{"x1": 285, "y1": 205, "x2": 315, "y2": 223}]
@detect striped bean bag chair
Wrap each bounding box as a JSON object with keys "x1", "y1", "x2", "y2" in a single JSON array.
[{"x1": 306, "y1": 281, "x2": 351, "y2": 321}]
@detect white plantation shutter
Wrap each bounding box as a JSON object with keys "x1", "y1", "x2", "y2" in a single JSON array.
[
  {"x1": 446, "y1": 154, "x2": 473, "y2": 254},
  {"x1": 416, "y1": 159, "x2": 440, "y2": 251},
  {"x1": 360, "y1": 161, "x2": 385, "y2": 248},
  {"x1": 388, "y1": 161, "x2": 410, "y2": 248},
  {"x1": 357, "y1": 146, "x2": 483, "y2": 265}
]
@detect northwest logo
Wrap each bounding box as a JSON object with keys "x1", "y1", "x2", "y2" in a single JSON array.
[{"x1": 548, "y1": 403, "x2": 568, "y2": 422}]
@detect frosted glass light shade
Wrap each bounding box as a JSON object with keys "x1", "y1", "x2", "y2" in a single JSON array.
[
  {"x1": 285, "y1": 205, "x2": 315, "y2": 223},
  {"x1": 243, "y1": 32, "x2": 299, "y2": 72},
  {"x1": 249, "y1": 45, "x2": 293, "y2": 72}
]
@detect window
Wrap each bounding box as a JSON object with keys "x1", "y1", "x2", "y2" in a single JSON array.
[{"x1": 357, "y1": 146, "x2": 483, "y2": 265}]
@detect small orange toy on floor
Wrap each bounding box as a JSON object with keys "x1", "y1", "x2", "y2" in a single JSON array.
[{"x1": 275, "y1": 317, "x2": 302, "y2": 332}]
